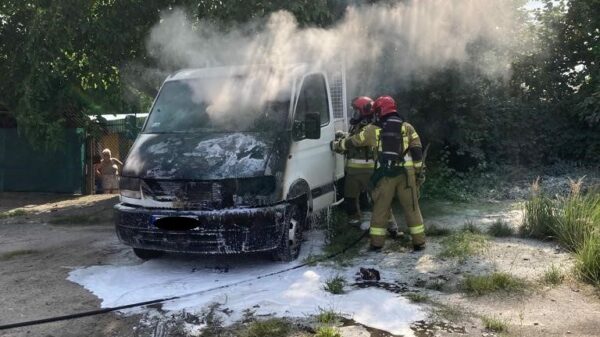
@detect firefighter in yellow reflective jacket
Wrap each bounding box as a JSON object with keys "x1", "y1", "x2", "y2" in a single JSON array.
[
  {"x1": 333, "y1": 96, "x2": 426, "y2": 251},
  {"x1": 333, "y1": 97, "x2": 398, "y2": 233}
]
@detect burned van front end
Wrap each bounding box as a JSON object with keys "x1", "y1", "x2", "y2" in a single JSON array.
[
  {"x1": 114, "y1": 67, "x2": 301, "y2": 260},
  {"x1": 115, "y1": 177, "x2": 290, "y2": 256},
  {"x1": 115, "y1": 131, "x2": 295, "y2": 259}
]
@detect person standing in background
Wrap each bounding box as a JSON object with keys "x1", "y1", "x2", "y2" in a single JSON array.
[{"x1": 96, "y1": 149, "x2": 123, "y2": 194}]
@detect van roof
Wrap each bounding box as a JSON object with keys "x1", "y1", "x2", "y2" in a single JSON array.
[{"x1": 166, "y1": 64, "x2": 313, "y2": 82}]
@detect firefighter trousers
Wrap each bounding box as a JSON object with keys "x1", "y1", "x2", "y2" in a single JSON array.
[
  {"x1": 345, "y1": 171, "x2": 396, "y2": 226},
  {"x1": 369, "y1": 169, "x2": 425, "y2": 247}
]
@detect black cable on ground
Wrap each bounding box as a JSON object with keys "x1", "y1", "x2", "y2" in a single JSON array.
[{"x1": 0, "y1": 230, "x2": 368, "y2": 331}]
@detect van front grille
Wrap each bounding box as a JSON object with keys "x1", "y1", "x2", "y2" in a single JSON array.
[{"x1": 142, "y1": 180, "x2": 231, "y2": 209}]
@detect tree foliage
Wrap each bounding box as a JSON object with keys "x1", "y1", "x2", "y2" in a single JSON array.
[{"x1": 0, "y1": 0, "x2": 598, "y2": 167}]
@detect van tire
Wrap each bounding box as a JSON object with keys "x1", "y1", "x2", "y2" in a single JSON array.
[
  {"x1": 271, "y1": 204, "x2": 304, "y2": 262},
  {"x1": 133, "y1": 248, "x2": 164, "y2": 260}
]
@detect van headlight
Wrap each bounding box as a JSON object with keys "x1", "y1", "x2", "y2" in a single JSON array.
[{"x1": 119, "y1": 177, "x2": 141, "y2": 199}]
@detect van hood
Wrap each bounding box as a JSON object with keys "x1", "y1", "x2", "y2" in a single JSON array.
[{"x1": 122, "y1": 132, "x2": 287, "y2": 180}]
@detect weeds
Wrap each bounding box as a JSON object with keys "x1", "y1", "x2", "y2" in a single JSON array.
[
  {"x1": 316, "y1": 210, "x2": 365, "y2": 265},
  {"x1": 462, "y1": 272, "x2": 528, "y2": 296},
  {"x1": 0, "y1": 249, "x2": 38, "y2": 261},
  {"x1": 542, "y1": 265, "x2": 564, "y2": 286},
  {"x1": 323, "y1": 275, "x2": 346, "y2": 294},
  {"x1": 315, "y1": 308, "x2": 341, "y2": 324},
  {"x1": 521, "y1": 178, "x2": 600, "y2": 285},
  {"x1": 482, "y1": 315, "x2": 508, "y2": 332},
  {"x1": 438, "y1": 231, "x2": 488, "y2": 261},
  {"x1": 462, "y1": 220, "x2": 482, "y2": 234},
  {"x1": 0, "y1": 209, "x2": 29, "y2": 219},
  {"x1": 487, "y1": 219, "x2": 514, "y2": 237},
  {"x1": 430, "y1": 304, "x2": 465, "y2": 323},
  {"x1": 426, "y1": 224, "x2": 453, "y2": 236},
  {"x1": 200, "y1": 303, "x2": 225, "y2": 337},
  {"x1": 314, "y1": 326, "x2": 341, "y2": 337},
  {"x1": 48, "y1": 209, "x2": 111, "y2": 225},
  {"x1": 244, "y1": 318, "x2": 290, "y2": 337},
  {"x1": 405, "y1": 292, "x2": 430, "y2": 303}
]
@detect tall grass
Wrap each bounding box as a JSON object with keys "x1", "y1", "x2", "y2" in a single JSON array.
[
  {"x1": 553, "y1": 190, "x2": 600, "y2": 252},
  {"x1": 522, "y1": 178, "x2": 600, "y2": 285},
  {"x1": 576, "y1": 238, "x2": 600, "y2": 286},
  {"x1": 521, "y1": 178, "x2": 556, "y2": 239}
]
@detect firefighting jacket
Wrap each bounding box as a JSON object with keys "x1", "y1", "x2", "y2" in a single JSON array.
[
  {"x1": 340, "y1": 120, "x2": 423, "y2": 171},
  {"x1": 342, "y1": 122, "x2": 377, "y2": 174}
]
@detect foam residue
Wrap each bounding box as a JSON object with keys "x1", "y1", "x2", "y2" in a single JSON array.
[
  {"x1": 67, "y1": 231, "x2": 425, "y2": 336},
  {"x1": 182, "y1": 133, "x2": 268, "y2": 178}
]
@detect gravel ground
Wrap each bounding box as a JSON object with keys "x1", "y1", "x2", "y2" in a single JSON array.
[{"x1": 0, "y1": 193, "x2": 599, "y2": 337}]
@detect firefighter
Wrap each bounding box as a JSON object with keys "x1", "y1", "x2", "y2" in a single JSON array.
[
  {"x1": 333, "y1": 97, "x2": 398, "y2": 235},
  {"x1": 332, "y1": 96, "x2": 426, "y2": 251}
]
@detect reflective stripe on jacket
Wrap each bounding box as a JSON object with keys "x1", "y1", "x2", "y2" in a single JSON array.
[{"x1": 345, "y1": 121, "x2": 423, "y2": 169}]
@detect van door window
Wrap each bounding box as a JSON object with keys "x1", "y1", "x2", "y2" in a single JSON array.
[{"x1": 294, "y1": 74, "x2": 330, "y2": 139}]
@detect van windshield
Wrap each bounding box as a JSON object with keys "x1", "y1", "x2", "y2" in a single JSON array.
[{"x1": 143, "y1": 77, "x2": 290, "y2": 134}]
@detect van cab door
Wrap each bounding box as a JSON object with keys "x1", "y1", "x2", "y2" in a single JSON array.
[{"x1": 287, "y1": 73, "x2": 336, "y2": 212}]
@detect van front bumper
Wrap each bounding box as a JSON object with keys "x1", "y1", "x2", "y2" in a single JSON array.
[{"x1": 114, "y1": 203, "x2": 287, "y2": 254}]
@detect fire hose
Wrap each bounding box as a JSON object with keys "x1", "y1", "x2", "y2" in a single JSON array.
[{"x1": 0, "y1": 230, "x2": 368, "y2": 331}]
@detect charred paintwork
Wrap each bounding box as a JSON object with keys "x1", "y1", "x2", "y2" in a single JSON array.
[
  {"x1": 122, "y1": 132, "x2": 290, "y2": 182},
  {"x1": 115, "y1": 130, "x2": 295, "y2": 254},
  {"x1": 115, "y1": 203, "x2": 290, "y2": 254}
]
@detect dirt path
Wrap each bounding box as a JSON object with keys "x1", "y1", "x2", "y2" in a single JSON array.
[
  {"x1": 0, "y1": 194, "x2": 141, "y2": 337},
  {"x1": 0, "y1": 193, "x2": 598, "y2": 337}
]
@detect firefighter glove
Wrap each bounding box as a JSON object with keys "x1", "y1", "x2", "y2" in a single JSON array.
[
  {"x1": 331, "y1": 139, "x2": 346, "y2": 154},
  {"x1": 335, "y1": 130, "x2": 346, "y2": 140}
]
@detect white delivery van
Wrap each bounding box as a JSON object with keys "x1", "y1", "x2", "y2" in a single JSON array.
[{"x1": 115, "y1": 64, "x2": 349, "y2": 261}]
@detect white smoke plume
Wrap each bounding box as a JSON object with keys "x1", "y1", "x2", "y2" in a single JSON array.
[{"x1": 145, "y1": 0, "x2": 521, "y2": 129}]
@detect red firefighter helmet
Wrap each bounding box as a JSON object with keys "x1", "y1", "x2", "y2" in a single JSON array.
[
  {"x1": 351, "y1": 96, "x2": 374, "y2": 117},
  {"x1": 372, "y1": 96, "x2": 397, "y2": 117}
]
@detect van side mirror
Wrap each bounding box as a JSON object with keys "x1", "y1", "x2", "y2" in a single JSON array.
[{"x1": 305, "y1": 112, "x2": 321, "y2": 139}]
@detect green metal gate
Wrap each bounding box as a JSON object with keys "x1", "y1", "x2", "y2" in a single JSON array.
[{"x1": 0, "y1": 128, "x2": 85, "y2": 193}]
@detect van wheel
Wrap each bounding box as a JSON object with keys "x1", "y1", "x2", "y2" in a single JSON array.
[
  {"x1": 133, "y1": 248, "x2": 164, "y2": 260},
  {"x1": 271, "y1": 204, "x2": 304, "y2": 262}
]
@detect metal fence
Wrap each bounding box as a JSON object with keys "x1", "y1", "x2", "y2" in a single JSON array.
[
  {"x1": 0, "y1": 128, "x2": 86, "y2": 193},
  {"x1": 88, "y1": 114, "x2": 146, "y2": 194}
]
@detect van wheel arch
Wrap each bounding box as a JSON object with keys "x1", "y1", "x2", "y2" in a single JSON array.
[{"x1": 287, "y1": 179, "x2": 312, "y2": 224}]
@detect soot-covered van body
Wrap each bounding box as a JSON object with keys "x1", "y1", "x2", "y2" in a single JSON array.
[{"x1": 115, "y1": 65, "x2": 348, "y2": 261}]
